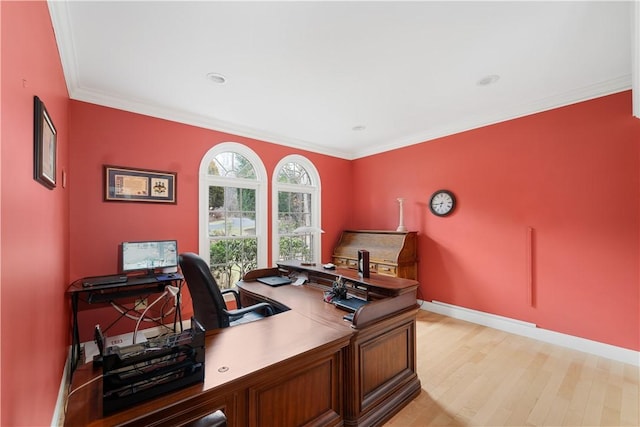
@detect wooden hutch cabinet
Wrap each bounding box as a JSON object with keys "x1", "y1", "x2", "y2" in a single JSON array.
[{"x1": 332, "y1": 230, "x2": 418, "y2": 279}]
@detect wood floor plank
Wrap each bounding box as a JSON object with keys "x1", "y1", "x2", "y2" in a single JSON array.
[
  {"x1": 527, "y1": 346, "x2": 570, "y2": 426},
  {"x1": 384, "y1": 310, "x2": 640, "y2": 427},
  {"x1": 620, "y1": 381, "x2": 639, "y2": 426}
]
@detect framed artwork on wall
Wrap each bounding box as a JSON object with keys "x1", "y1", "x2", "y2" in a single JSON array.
[
  {"x1": 33, "y1": 96, "x2": 57, "y2": 189},
  {"x1": 104, "y1": 165, "x2": 177, "y2": 204}
]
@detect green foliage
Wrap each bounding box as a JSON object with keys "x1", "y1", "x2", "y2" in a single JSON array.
[
  {"x1": 209, "y1": 237, "x2": 258, "y2": 288},
  {"x1": 209, "y1": 186, "x2": 224, "y2": 210},
  {"x1": 278, "y1": 235, "x2": 310, "y2": 261},
  {"x1": 239, "y1": 188, "x2": 255, "y2": 211}
]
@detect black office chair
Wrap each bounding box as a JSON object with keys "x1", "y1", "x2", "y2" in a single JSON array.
[{"x1": 179, "y1": 252, "x2": 274, "y2": 330}]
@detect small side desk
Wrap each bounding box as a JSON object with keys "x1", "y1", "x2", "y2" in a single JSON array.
[{"x1": 67, "y1": 274, "x2": 184, "y2": 372}]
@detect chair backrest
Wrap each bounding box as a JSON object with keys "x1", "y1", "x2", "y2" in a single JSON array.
[{"x1": 179, "y1": 252, "x2": 230, "y2": 330}]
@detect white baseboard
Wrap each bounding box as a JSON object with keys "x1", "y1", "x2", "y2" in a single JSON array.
[
  {"x1": 421, "y1": 300, "x2": 640, "y2": 367},
  {"x1": 51, "y1": 346, "x2": 72, "y2": 426}
]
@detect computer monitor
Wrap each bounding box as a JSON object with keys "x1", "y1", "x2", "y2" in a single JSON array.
[{"x1": 120, "y1": 240, "x2": 178, "y2": 275}]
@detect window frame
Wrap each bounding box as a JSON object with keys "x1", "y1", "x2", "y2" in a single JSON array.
[
  {"x1": 198, "y1": 143, "x2": 268, "y2": 269},
  {"x1": 272, "y1": 155, "x2": 322, "y2": 264}
]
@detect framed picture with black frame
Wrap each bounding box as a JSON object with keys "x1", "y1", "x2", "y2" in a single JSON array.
[
  {"x1": 104, "y1": 165, "x2": 177, "y2": 204},
  {"x1": 33, "y1": 96, "x2": 57, "y2": 189}
]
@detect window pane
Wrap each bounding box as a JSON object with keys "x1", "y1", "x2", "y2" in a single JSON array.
[
  {"x1": 277, "y1": 162, "x2": 311, "y2": 185},
  {"x1": 209, "y1": 186, "x2": 256, "y2": 237},
  {"x1": 208, "y1": 237, "x2": 257, "y2": 289},
  {"x1": 239, "y1": 187, "x2": 256, "y2": 212},
  {"x1": 278, "y1": 191, "x2": 312, "y2": 233},
  {"x1": 208, "y1": 183, "x2": 258, "y2": 287},
  {"x1": 278, "y1": 234, "x2": 310, "y2": 262},
  {"x1": 209, "y1": 152, "x2": 256, "y2": 179},
  {"x1": 240, "y1": 212, "x2": 256, "y2": 236},
  {"x1": 277, "y1": 190, "x2": 312, "y2": 261}
]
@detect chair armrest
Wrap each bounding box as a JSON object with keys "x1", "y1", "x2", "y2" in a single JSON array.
[
  {"x1": 221, "y1": 288, "x2": 241, "y2": 308},
  {"x1": 225, "y1": 302, "x2": 274, "y2": 317}
]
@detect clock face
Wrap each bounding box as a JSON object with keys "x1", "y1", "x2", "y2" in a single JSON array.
[{"x1": 429, "y1": 190, "x2": 456, "y2": 216}]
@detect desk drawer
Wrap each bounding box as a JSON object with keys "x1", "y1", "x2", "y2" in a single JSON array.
[
  {"x1": 348, "y1": 260, "x2": 358, "y2": 269},
  {"x1": 375, "y1": 264, "x2": 397, "y2": 277},
  {"x1": 332, "y1": 257, "x2": 355, "y2": 269},
  {"x1": 332, "y1": 257, "x2": 348, "y2": 268}
]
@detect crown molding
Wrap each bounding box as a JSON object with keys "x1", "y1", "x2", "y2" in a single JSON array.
[
  {"x1": 48, "y1": 0, "x2": 79, "y2": 99},
  {"x1": 353, "y1": 75, "x2": 632, "y2": 159},
  {"x1": 69, "y1": 75, "x2": 631, "y2": 162},
  {"x1": 69, "y1": 86, "x2": 355, "y2": 160}
]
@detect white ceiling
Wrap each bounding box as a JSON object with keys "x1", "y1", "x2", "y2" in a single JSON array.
[{"x1": 48, "y1": 1, "x2": 634, "y2": 160}]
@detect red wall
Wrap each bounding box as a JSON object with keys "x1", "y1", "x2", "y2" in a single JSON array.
[
  {"x1": 68, "y1": 101, "x2": 353, "y2": 340},
  {"x1": 351, "y1": 92, "x2": 639, "y2": 351},
  {"x1": 1, "y1": 1, "x2": 70, "y2": 425},
  {"x1": 1, "y1": 4, "x2": 637, "y2": 425}
]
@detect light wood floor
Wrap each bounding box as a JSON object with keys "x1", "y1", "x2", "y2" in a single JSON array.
[{"x1": 385, "y1": 310, "x2": 639, "y2": 426}]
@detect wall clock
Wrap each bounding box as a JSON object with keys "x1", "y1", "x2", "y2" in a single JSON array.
[{"x1": 429, "y1": 190, "x2": 456, "y2": 217}]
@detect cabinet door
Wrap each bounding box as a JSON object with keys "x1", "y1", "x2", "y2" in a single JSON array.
[
  {"x1": 344, "y1": 311, "x2": 421, "y2": 424},
  {"x1": 247, "y1": 353, "x2": 343, "y2": 427}
]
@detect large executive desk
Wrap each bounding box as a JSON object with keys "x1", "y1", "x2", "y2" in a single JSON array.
[{"x1": 64, "y1": 261, "x2": 421, "y2": 427}]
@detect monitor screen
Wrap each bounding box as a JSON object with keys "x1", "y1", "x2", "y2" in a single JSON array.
[{"x1": 120, "y1": 240, "x2": 178, "y2": 274}]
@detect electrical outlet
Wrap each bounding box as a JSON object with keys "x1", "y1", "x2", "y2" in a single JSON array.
[{"x1": 135, "y1": 298, "x2": 148, "y2": 309}]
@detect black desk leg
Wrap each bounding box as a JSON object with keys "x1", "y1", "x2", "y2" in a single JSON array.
[
  {"x1": 71, "y1": 293, "x2": 80, "y2": 373},
  {"x1": 173, "y1": 285, "x2": 183, "y2": 332}
]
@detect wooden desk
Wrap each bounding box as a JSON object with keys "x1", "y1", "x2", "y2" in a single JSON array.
[
  {"x1": 65, "y1": 310, "x2": 351, "y2": 426},
  {"x1": 331, "y1": 230, "x2": 418, "y2": 279},
  {"x1": 242, "y1": 261, "x2": 422, "y2": 426},
  {"x1": 64, "y1": 264, "x2": 421, "y2": 426}
]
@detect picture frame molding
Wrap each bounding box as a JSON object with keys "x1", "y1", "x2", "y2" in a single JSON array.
[
  {"x1": 104, "y1": 165, "x2": 177, "y2": 204},
  {"x1": 33, "y1": 96, "x2": 57, "y2": 189}
]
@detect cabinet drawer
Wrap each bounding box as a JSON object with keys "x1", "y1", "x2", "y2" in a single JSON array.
[
  {"x1": 332, "y1": 257, "x2": 349, "y2": 268},
  {"x1": 332, "y1": 257, "x2": 358, "y2": 269},
  {"x1": 376, "y1": 264, "x2": 397, "y2": 276}
]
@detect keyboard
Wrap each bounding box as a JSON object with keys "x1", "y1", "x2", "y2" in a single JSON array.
[{"x1": 82, "y1": 275, "x2": 128, "y2": 287}]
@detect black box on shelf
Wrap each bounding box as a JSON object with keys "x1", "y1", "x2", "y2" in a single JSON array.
[{"x1": 101, "y1": 318, "x2": 205, "y2": 416}]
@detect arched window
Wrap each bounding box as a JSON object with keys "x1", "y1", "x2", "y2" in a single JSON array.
[
  {"x1": 272, "y1": 155, "x2": 322, "y2": 264},
  {"x1": 199, "y1": 143, "x2": 267, "y2": 288}
]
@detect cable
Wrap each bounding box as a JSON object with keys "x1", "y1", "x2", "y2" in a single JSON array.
[
  {"x1": 133, "y1": 286, "x2": 179, "y2": 344},
  {"x1": 110, "y1": 300, "x2": 176, "y2": 322},
  {"x1": 65, "y1": 373, "x2": 104, "y2": 413}
]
